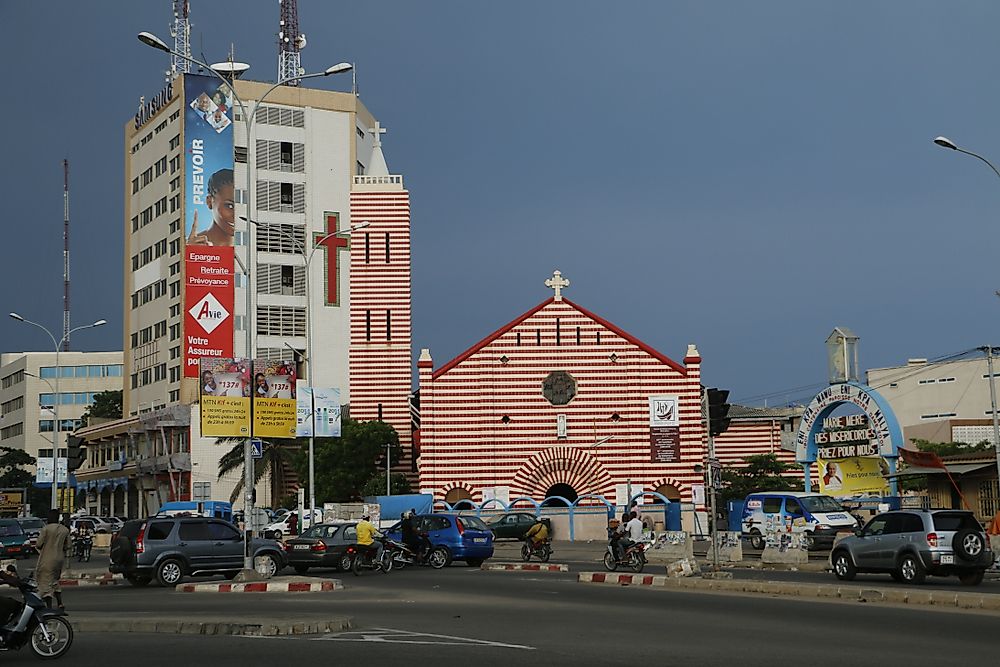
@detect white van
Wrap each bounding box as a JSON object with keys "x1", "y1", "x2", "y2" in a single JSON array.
[{"x1": 741, "y1": 491, "x2": 858, "y2": 550}]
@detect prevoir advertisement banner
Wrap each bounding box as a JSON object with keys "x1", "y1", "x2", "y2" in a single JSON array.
[
  {"x1": 199, "y1": 358, "x2": 250, "y2": 438},
  {"x1": 295, "y1": 384, "x2": 342, "y2": 438},
  {"x1": 817, "y1": 456, "x2": 890, "y2": 497},
  {"x1": 183, "y1": 73, "x2": 235, "y2": 247},
  {"x1": 183, "y1": 246, "x2": 234, "y2": 377}
]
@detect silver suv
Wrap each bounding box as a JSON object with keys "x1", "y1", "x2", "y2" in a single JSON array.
[
  {"x1": 831, "y1": 509, "x2": 992, "y2": 585},
  {"x1": 110, "y1": 517, "x2": 287, "y2": 587}
]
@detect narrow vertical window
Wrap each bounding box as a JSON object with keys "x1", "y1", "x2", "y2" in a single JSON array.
[
  {"x1": 556, "y1": 318, "x2": 561, "y2": 345},
  {"x1": 365, "y1": 310, "x2": 371, "y2": 342},
  {"x1": 596, "y1": 331, "x2": 601, "y2": 345},
  {"x1": 576, "y1": 326, "x2": 581, "y2": 345},
  {"x1": 365, "y1": 232, "x2": 370, "y2": 264},
  {"x1": 385, "y1": 232, "x2": 391, "y2": 263},
  {"x1": 386, "y1": 309, "x2": 392, "y2": 341},
  {"x1": 516, "y1": 332, "x2": 521, "y2": 346},
  {"x1": 536, "y1": 328, "x2": 541, "y2": 345}
]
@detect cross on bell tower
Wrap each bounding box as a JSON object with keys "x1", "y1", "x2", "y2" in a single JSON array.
[{"x1": 545, "y1": 270, "x2": 570, "y2": 301}]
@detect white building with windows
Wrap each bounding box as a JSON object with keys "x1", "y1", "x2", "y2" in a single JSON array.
[
  {"x1": 0, "y1": 352, "x2": 123, "y2": 466},
  {"x1": 867, "y1": 355, "x2": 1000, "y2": 442}
]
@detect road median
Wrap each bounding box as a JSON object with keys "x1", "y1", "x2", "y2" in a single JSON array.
[
  {"x1": 176, "y1": 577, "x2": 343, "y2": 593},
  {"x1": 577, "y1": 571, "x2": 1000, "y2": 612},
  {"x1": 482, "y1": 562, "x2": 569, "y2": 572}
]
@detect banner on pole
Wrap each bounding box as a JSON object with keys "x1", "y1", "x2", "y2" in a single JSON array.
[{"x1": 295, "y1": 384, "x2": 342, "y2": 437}]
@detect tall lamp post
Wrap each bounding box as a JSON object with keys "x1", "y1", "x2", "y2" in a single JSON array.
[
  {"x1": 934, "y1": 136, "x2": 1000, "y2": 491},
  {"x1": 9, "y1": 313, "x2": 106, "y2": 512},
  {"x1": 138, "y1": 31, "x2": 352, "y2": 571},
  {"x1": 243, "y1": 216, "x2": 369, "y2": 525}
]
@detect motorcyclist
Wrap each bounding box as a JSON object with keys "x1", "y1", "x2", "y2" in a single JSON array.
[
  {"x1": 611, "y1": 512, "x2": 631, "y2": 562},
  {"x1": 524, "y1": 518, "x2": 549, "y2": 552},
  {"x1": 356, "y1": 514, "x2": 384, "y2": 564},
  {"x1": 400, "y1": 511, "x2": 422, "y2": 562}
]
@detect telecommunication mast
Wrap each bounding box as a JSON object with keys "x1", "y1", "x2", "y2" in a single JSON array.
[{"x1": 278, "y1": 0, "x2": 305, "y2": 85}]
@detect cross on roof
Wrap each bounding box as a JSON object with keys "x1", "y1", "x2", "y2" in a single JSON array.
[
  {"x1": 369, "y1": 120, "x2": 386, "y2": 148},
  {"x1": 545, "y1": 270, "x2": 570, "y2": 301}
]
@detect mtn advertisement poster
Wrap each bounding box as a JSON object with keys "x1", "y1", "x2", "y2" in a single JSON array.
[
  {"x1": 198, "y1": 358, "x2": 298, "y2": 439},
  {"x1": 183, "y1": 73, "x2": 236, "y2": 378}
]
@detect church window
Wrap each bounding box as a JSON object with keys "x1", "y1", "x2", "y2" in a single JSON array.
[
  {"x1": 596, "y1": 331, "x2": 601, "y2": 345},
  {"x1": 365, "y1": 310, "x2": 371, "y2": 342},
  {"x1": 611, "y1": 413, "x2": 621, "y2": 422},
  {"x1": 516, "y1": 332, "x2": 521, "y2": 346},
  {"x1": 536, "y1": 329, "x2": 541, "y2": 345},
  {"x1": 576, "y1": 327, "x2": 581, "y2": 345},
  {"x1": 386, "y1": 309, "x2": 392, "y2": 341},
  {"x1": 556, "y1": 318, "x2": 561, "y2": 345},
  {"x1": 609, "y1": 353, "x2": 618, "y2": 363},
  {"x1": 365, "y1": 233, "x2": 370, "y2": 264},
  {"x1": 385, "y1": 232, "x2": 391, "y2": 263},
  {"x1": 500, "y1": 415, "x2": 511, "y2": 424},
  {"x1": 499, "y1": 356, "x2": 509, "y2": 365}
]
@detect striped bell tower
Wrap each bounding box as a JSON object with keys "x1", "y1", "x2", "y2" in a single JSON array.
[{"x1": 349, "y1": 122, "x2": 415, "y2": 481}]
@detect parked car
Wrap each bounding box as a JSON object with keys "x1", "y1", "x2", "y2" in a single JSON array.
[
  {"x1": 0, "y1": 519, "x2": 29, "y2": 559},
  {"x1": 263, "y1": 509, "x2": 323, "y2": 540},
  {"x1": 284, "y1": 522, "x2": 358, "y2": 574},
  {"x1": 385, "y1": 513, "x2": 494, "y2": 567},
  {"x1": 71, "y1": 516, "x2": 116, "y2": 534},
  {"x1": 486, "y1": 513, "x2": 551, "y2": 540},
  {"x1": 109, "y1": 516, "x2": 287, "y2": 587},
  {"x1": 16, "y1": 517, "x2": 45, "y2": 554},
  {"x1": 831, "y1": 509, "x2": 993, "y2": 585},
  {"x1": 741, "y1": 491, "x2": 858, "y2": 549}
]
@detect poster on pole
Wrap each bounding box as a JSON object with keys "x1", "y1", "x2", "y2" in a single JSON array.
[
  {"x1": 34, "y1": 458, "x2": 68, "y2": 484},
  {"x1": 252, "y1": 359, "x2": 298, "y2": 438},
  {"x1": 295, "y1": 384, "x2": 342, "y2": 437},
  {"x1": 199, "y1": 358, "x2": 251, "y2": 437}
]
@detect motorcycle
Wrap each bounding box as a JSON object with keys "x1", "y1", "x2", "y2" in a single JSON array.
[
  {"x1": 520, "y1": 539, "x2": 552, "y2": 563},
  {"x1": 603, "y1": 539, "x2": 647, "y2": 573},
  {"x1": 0, "y1": 570, "x2": 73, "y2": 659},
  {"x1": 347, "y1": 539, "x2": 393, "y2": 575},
  {"x1": 72, "y1": 534, "x2": 93, "y2": 563},
  {"x1": 385, "y1": 536, "x2": 449, "y2": 570}
]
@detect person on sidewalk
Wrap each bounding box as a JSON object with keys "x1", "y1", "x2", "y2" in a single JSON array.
[{"x1": 34, "y1": 510, "x2": 71, "y2": 610}]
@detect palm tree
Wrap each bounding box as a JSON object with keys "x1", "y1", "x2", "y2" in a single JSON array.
[{"x1": 216, "y1": 438, "x2": 298, "y2": 505}]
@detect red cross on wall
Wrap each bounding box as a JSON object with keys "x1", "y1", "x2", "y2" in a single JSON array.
[{"x1": 315, "y1": 212, "x2": 349, "y2": 306}]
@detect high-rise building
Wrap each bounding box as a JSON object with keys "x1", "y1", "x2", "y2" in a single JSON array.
[{"x1": 80, "y1": 69, "x2": 414, "y2": 515}]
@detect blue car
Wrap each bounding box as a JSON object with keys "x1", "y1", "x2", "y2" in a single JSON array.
[{"x1": 386, "y1": 513, "x2": 494, "y2": 567}]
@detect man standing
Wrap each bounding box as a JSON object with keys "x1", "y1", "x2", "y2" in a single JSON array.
[{"x1": 34, "y1": 510, "x2": 70, "y2": 610}]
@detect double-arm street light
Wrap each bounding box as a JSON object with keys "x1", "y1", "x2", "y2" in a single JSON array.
[
  {"x1": 242, "y1": 216, "x2": 370, "y2": 525},
  {"x1": 138, "y1": 31, "x2": 352, "y2": 571},
  {"x1": 9, "y1": 313, "x2": 106, "y2": 512},
  {"x1": 933, "y1": 135, "x2": 1000, "y2": 490}
]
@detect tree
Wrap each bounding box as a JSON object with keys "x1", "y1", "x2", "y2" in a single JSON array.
[
  {"x1": 361, "y1": 472, "x2": 412, "y2": 498},
  {"x1": 217, "y1": 439, "x2": 299, "y2": 505},
  {"x1": 292, "y1": 418, "x2": 401, "y2": 503},
  {"x1": 80, "y1": 390, "x2": 122, "y2": 426},
  {"x1": 0, "y1": 447, "x2": 34, "y2": 488},
  {"x1": 718, "y1": 453, "x2": 799, "y2": 506}
]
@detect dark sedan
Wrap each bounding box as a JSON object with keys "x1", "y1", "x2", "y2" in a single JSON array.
[
  {"x1": 284, "y1": 522, "x2": 358, "y2": 574},
  {"x1": 0, "y1": 519, "x2": 29, "y2": 559},
  {"x1": 487, "y1": 513, "x2": 551, "y2": 540}
]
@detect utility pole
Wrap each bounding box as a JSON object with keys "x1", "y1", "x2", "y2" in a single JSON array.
[
  {"x1": 980, "y1": 346, "x2": 1000, "y2": 490},
  {"x1": 702, "y1": 390, "x2": 721, "y2": 572}
]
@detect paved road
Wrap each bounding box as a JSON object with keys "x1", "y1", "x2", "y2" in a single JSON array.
[{"x1": 6, "y1": 563, "x2": 995, "y2": 666}]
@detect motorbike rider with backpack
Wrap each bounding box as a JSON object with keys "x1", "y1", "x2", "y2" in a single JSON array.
[{"x1": 524, "y1": 518, "x2": 549, "y2": 553}]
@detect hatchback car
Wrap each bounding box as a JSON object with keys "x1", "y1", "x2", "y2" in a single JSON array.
[
  {"x1": 486, "y1": 513, "x2": 551, "y2": 540},
  {"x1": 110, "y1": 516, "x2": 287, "y2": 587},
  {"x1": 284, "y1": 522, "x2": 357, "y2": 574},
  {"x1": 17, "y1": 517, "x2": 45, "y2": 554},
  {"x1": 386, "y1": 513, "x2": 494, "y2": 567},
  {"x1": 831, "y1": 509, "x2": 993, "y2": 585},
  {"x1": 0, "y1": 520, "x2": 29, "y2": 559}
]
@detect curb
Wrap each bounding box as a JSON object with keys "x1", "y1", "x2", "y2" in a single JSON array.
[
  {"x1": 74, "y1": 615, "x2": 353, "y2": 636},
  {"x1": 58, "y1": 578, "x2": 123, "y2": 587},
  {"x1": 176, "y1": 579, "x2": 343, "y2": 593},
  {"x1": 576, "y1": 571, "x2": 1000, "y2": 611},
  {"x1": 481, "y1": 562, "x2": 569, "y2": 572}
]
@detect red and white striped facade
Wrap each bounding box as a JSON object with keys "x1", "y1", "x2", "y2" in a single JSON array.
[
  {"x1": 416, "y1": 292, "x2": 708, "y2": 504},
  {"x1": 348, "y1": 175, "x2": 413, "y2": 469},
  {"x1": 713, "y1": 414, "x2": 803, "y2": 480}
]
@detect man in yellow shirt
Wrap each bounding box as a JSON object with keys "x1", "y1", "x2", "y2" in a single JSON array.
[
  {"x1": 524, "y1": 519, "x2": 549, "y2": 549},
  {"x1": 356, "y1": 515, "x2": 384, "y2": 563}
]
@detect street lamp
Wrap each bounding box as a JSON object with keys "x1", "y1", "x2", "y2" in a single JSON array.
[
  {"x1": 9, "y1": 313, "x2": 105, "y2": 513},
  {"x1": 933, "y1": 136, "x2": 1000, "y2": 181},
  {"x1": 242, "y1": 216, "x2": 370, "y2": 525},
  {"x1": 137, "y1": 31, "x2": 353, "y2": 572}
]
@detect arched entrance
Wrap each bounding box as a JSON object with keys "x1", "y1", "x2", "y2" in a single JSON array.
[
  {"x1": 542, "y1": 483, "x2": 577, "y2": 507},
  {"x1": 652, "y1": 484, "x2": 681, "y2": 503},
  {"x1": 444, "y1": 487, "x2": 472, "y2": 506}
]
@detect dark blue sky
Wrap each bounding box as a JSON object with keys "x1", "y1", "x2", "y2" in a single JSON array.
[{"x1": 3, "y1": 2, "x2": 999, "y2": 405}]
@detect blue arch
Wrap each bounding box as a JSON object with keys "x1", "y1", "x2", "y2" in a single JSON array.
[
  {"x1": 796, "y1": 381, "x2": 902, "y2": 495},
  {"x1": 451, "y1": 499, "x2": 477, "y2": 510},
  {"x1": 568, "y1": 494, "x2": 617, "y2": 541},
  {"x1": 476, "y1": 498, "x2": 509, "y2": 515},
  {"x1": 432, "y1": 499, "x2": 454, "y2": 512},
  {"x1": 507, "y1": 497, "x2": 542, "y2": 515},
  {"x1": 540, "y1": 495, "x2": 575, "y2": 508}
]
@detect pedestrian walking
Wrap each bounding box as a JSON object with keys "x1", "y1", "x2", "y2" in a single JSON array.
[{"x1": 34, "y1": 509, "x2": 71, "y2": 610}]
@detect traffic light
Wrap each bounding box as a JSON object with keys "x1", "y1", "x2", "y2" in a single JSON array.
[
  {"x1": 706, "y1": 388, "x2": 732, "y2": 437},
  {"x1": 66, "y1": 435, "x2": 86, "y2": 472}
]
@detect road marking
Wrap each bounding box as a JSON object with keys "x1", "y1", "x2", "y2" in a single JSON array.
[{"x1": 317, "y1": 627, "x2": 534, "y2": 650}]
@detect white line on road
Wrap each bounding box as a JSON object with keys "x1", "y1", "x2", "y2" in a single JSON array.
[{"x1": 316, "y1": 627, "x2": 535, "y2": 650}]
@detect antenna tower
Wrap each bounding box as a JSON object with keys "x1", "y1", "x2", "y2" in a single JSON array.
[
  {"x1": 170, "y1": 0, "x2": 191, "y2": 76},
  {"x1": 62, "y1": 160, "x2": 71, "y2": 351},
  {"x1": 278, "y1": 0, "x2": 302, "y2": 86}
]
